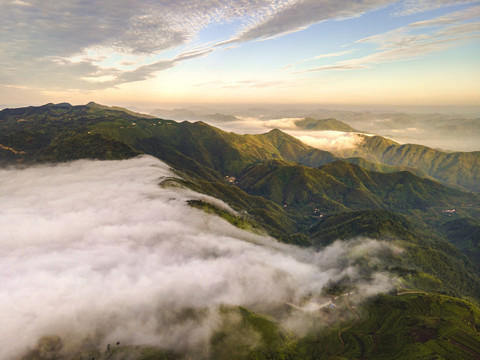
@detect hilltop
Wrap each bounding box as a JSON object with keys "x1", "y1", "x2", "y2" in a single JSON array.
[
  {"x1": 343, "y1": 135, "x2": 480, "y2": 192},
  {"x1": 294, "y1": 117, "x2": 358, "y2": 132}
]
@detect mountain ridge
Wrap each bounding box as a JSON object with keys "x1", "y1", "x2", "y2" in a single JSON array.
[
  {"x1": 294, "y1": 117, "x2": 358, "y2": 132},
  {"x1": 341, "y1": 134, "x2": 480, "y2": 192}
]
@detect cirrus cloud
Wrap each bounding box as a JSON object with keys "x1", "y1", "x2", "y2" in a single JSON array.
[
  {"x1": 291, "y1": 4, "x2": 480, "y2": 73},
  {"x1": 1, "y1": 0, "x2": 394, "y2": 91},
  {"x1": 2, "y1": 0, "x2": 477, "y2": 93}
]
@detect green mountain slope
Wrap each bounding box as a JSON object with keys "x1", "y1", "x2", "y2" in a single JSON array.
[
  {"x1": 236, "y1": 160, "x2": 480, "y2": 297},
  {"x1": 440, "y1": 218, "x2": 480, "y2": 271},
  {"x1": 165, "y1": 175, "x2": 304, "y2": 245},
  {"x1": 0, "y1": 103, "x2": 336, "y2": 174},
  {"x1": 238, "y1": 160, "x2": 478, "y2": 217},
  {"x1": 0, "y1": 102, "x2": 144, "y2": 163},
  {"x1": 343, "y1": 156, "x2": 430, "y2": 179},
  {"x1": 297, "y1": 293, "x2": 480, "y2": 360},
  {"x1": 347, "y1": 135, "x2": 480, "y2": 192},
  {"x1": 151, "y1": 107, "x2": 240, "y2": 122},
  {"x1": 308, "y1": 210, "x2": 419, "y2": 245},
  {"x1": 308, "y1": 210, "x2": 480, "y2": 299},
  {"x1": 131, "y1": 124, "x2": 336, "y2": 176},
  {"x1": 294, "y1": 117, "x2": 358, "y2": 132}
]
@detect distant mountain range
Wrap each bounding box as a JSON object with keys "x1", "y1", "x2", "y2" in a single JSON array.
[
  {"x1": 2, "y1": 102, "x2": 480, "y2": 359},
  {"x1": 151, "y1": 107, "x2": 240, "y2": 122},
  {"x1": 293, "y1": 117, "x2": 358, "y2": 132},
  {"x1": 156, "y1": 105, "x2": 479, "y2": 151},
  {"x1": 344, "y1": 135, "x2": 480, "y2": 192},
  {"x1": 151, "y1": 107, "x2": 360, "y2": 132}
]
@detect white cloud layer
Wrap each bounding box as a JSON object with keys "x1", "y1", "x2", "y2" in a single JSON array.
[
  {"x1": 0, "y1": 156, "x2": 396, "y2": 359},
  {"x1": 200, "y1": 116, "x2": 366, "y2": 153},
  {"x1": 289, "y1": 130, "x2": 366, "y2": 153}
]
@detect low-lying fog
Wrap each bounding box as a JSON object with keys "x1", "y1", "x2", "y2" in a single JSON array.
[
  {"x1": 196, "y1": 116, "x2": 368, "y2": 154},
  {"x1": 1, "y1": 156, "x2": 398, "y2": 359},
  {"x1": 211, "y1": 116, "x2": 479, "y2": 153}
]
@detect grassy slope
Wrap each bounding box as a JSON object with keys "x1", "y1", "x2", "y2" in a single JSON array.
[
  {"x1": 129, "y1": 124, "x2": 336, "y2": 176},
  {"x1": 0, "y1": 103, "x2": 336, "y2": 174},
  {"x1": 294, "y1": 117, "x2": 358, "y2": 132},
  {"x1": 343, "y1": 156, "x2": 430, "y2": 179},
  {"x1": 238, "y1": 160, "x2": 478, "y2": 218},
  {"x1": 308, "y1": 210, "x2": 480, "y2": 300},
  {"x1": 236, "y1": 160, "x2": 480, "y2": 282},
  {"x1": 298, "y1": 293, "x2": 480, "y2": 360},
  {"x1": 0, "y1": 102, "x2": 142, "y2": 163},
  {"x1": 166, "y1": 176, "x2": 303, "y2": 245},
  {"x1": 348, "y1": 135, "x2": 480, "y2": 192},
  {"x1": 440, "y1": 218, "x2": 480, "y2": 271}
]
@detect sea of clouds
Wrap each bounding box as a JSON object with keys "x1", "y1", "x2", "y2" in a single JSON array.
[
  {"x1": 203, "y1": 116, "x2": 367, "y2": 154},
  {"x1": 0, "y1": 156, "x2": 397, "y2": 359}
]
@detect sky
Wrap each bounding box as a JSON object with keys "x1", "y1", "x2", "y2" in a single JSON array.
[{"x1": 1, "y1": 0, "x2": 480, "y2": 109}]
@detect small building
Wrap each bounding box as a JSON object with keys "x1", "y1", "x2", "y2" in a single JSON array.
[
  {"x1": 442, "y1": 209, "x2": 456, "y2": 214},
  {"x1": 225, "y1": 176, "x2": 237, "y2": 184}
]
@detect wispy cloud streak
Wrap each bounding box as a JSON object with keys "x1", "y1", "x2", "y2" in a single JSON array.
[
  {"x1": 0, "y1": 0, "x2": 394, "y2": 90},
  {"x1": 393, "y1": 0, "x2": 479, "y2": 16},
  {"x1": 1, "y1": 0, "x2": 478, "y2": 91},
  {"x1": 294, "y1": 5, "x2": 480, "y2": 73}
]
